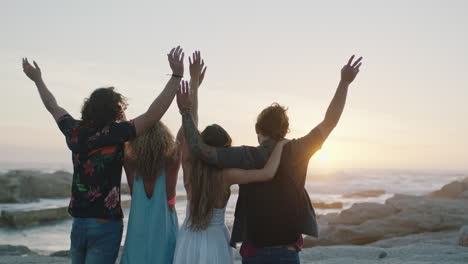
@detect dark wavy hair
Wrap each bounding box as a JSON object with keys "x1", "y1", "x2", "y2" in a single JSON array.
[
  {"x1": 81, "y1": 87, "x2": 128, "y2": 128},
  {"x1": 188, "y1": 124, "x2": 232, "y2": 231},
  {"x1": 255, "y1": 103, "x2": 290, "y2": 140}
]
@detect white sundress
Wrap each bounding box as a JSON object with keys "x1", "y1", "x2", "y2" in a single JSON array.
[{"x1": 172, "y1": 204, "x2": 233, "y2": 264}]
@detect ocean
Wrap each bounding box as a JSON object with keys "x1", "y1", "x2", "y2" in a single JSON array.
[{"x1": 0, "y1": 163, "x2": 466, "y2": 254}]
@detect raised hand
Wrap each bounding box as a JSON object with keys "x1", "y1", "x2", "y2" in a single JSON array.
[
  {"x1": 341, "y1": 55, "x2": 363, "y2": 84},
  {"x1": 168, "y1": 46, "x2": 184, "y2": 77},
  {"x1": 177, "y1": 80, "x2": 193, "y2": 111},
  {"x1": 189, "y1": 51, "x2": 207, "y2": 86},
  {"x1": 22, "y1": 58, "x2": 42, "y2": 82}
]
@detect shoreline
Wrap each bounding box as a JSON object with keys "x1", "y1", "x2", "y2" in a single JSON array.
[
  {"x1": 1, "y1": 230, "x2": 466, "y2": 264},
  {"x1": 1, "y1": 170, "x2": 467, "y2": 263}
]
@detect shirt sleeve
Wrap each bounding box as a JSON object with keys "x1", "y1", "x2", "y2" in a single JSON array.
[
  {"x1": 56, "y1": 114, "x2": 79, "y2": 138},
  {"x1": 215, "y1": 146, "x2": 260, "y2": 169},
  {"x1": 289, "y1": 126, "x2": 325, "y2": 164},
  {"x1": 111, "y1": 120, "x2": 137, "y2": 142}
]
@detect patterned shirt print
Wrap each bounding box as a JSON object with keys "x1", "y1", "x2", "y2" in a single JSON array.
[{"x1": 57, "y1": 114, "x2": 136, "y2": 220}]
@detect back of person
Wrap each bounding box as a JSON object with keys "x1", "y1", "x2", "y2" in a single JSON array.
[
  {"x1": 58, "y1": 114, "x2": 136, "y2": 220},
  {"x1": 121, "y1": 169, "x2": 178, "y2": 264},
  {"x1": 122, "y1": 121, "x2": 180, "y2": 264},
  {"x1": 173, "y1": 179, "x2": 232, "y2": 264},
  {"x1": 173, "y1": 124, "x2": 234, "y2": 264},
  {"x1": 243, "y1": 137, "x2": 319, "y2": 247},
  {"x1": 173, "y1": 202, "x2": 232, "y2": 264}
]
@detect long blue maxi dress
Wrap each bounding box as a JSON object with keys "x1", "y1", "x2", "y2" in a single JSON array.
[{"x1": 121, "y1": 170, "x2": 178, "y2": 263}]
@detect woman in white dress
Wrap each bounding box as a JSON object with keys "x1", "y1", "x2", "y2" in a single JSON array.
[{"x1": 172, "y1": 51, "x2": 288, "y2": 264}]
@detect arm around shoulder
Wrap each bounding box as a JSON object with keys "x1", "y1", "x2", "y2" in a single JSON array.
[{"x1": 223, "y1": 140, "x2": 288, "y2": 185}]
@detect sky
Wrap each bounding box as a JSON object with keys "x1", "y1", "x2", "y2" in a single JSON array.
[{"x1": 0, "y1": 0, "x2": 467, "y2": 171}]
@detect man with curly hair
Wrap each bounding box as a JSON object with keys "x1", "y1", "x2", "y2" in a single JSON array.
[
  {"x1": 181, "y1": 55, "x2": 363, "y2": 264},
  {"x1": 22, "y1": 46, "x2": 185, "y2": 264}
]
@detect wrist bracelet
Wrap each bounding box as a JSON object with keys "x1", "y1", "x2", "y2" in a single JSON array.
[
  {"x1": 171, "y1": 74, "x2": 183, "y2": 79},
  {"x1": 168, "y1": 196, "x2": 176, "y2": 206}
]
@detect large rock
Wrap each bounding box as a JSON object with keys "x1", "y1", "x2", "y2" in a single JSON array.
[
  {"x1": 458, "y1": 226, "x2": 468, "y2": 247},
  {"x1": 0, "y1": 206, "x2": 70, "y2": 227},
  {"x1": 301, "y1": 231, "x2": 468, "y2": 264},
  {"x1": 306, "y1": 194, "x2": 468, "y2": 246},
  {"x1": 0, "y1": 170, "x2": 72, "y2": 203},
  {"x1": 0, "y1": 245, "x2": 35, "y2": 256},
  {"x1": 329, "y1": 202, "x2": 397, "y2": 225},
  {"x1": 430, "y1": 180, "x2": 468, "y2": 199},
  {"x1": 342, "y1": 190, "x2": 386, "y2": 198}
]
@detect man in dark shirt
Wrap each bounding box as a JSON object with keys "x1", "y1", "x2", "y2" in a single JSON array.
[{"x1": 179, "y1": 55, "x2": 363, "y2": 263}]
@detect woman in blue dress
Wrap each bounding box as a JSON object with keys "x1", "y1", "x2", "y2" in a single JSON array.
[
  {"x1": 121, "y1": 49, "x2": 207, "y2": 264},
  {"x1": 121, "y1": 120, "x2": 181, "y2": 264}
]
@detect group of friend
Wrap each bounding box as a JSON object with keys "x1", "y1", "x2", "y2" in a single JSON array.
[{"x1": 22, "y1": 46, "x2": 362, "y2": 264}]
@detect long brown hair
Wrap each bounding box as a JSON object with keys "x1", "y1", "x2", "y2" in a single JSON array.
[
  {"x1": 81, "y1": 87, "x2": 128, "y2": 128},
  {"x1": 126, "y1": 121, "x2": 176, "y2": 180},
  {"x1": 187, "y1": 124, "x2": 232, "y2": 231}
]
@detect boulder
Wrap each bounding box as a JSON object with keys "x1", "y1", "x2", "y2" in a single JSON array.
[
  {"x1": 317, "y1": 213, "x2": 339, "y2": 225},
  {"x1": 0, "y1": 245, "x2": 35, "y2": 256},
  {"x1": 458, "y1": 226, "x2": 468, "y2": 247},
  {"x1": 430, "y1": 181, "x2": 467, "y2": 199},
  {"x1": 306, "y1": 194, "x2": 468, "y2": 246},
  {"x1": 0, "y1": 206, "x2": 70, "y2": 227},
  {"x1": 0, "y1": 170, "x2": 72, "y2": 203},
  {"x1": 342, "y1": 190, "x2": 386, "y2": 198},
  {"x1": 329, "y1": 202, "x2": 397, "y2": 225}
]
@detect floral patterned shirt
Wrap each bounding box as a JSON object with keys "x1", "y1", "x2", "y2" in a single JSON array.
[{"x1": 57, "y1": 114, "x2": 136, "y2": 220}]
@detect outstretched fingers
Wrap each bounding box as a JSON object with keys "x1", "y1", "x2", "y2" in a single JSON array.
[
  {"x1": 352, "y1": 57, "x2": 363, "y2": 68},
  {"x1": 356, "y1": 62, "x2": 362, "y2": 70},
  {"x1": 347, "y1": 55, "x2": 355, "y2": 66},
  {"x1": 33, "y1": 61, "x2": 41, "y2": 71}
]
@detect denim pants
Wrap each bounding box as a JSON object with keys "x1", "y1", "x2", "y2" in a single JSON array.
[
  {"x1": 70, "y1": 218, "x2": 123, "y2": 264},
  {"x1": 242, "y1": 247, "x2": 300, "y2": 264}
]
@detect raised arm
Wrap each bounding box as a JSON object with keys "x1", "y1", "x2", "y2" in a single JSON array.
[
  {"x1": 188, "y1": 50, "x2": 207, "y2": 126},
  {"x1": 317, "y1": 55, "x2": 362, "y2": 139},
  {"x1": 178, "y1": 51, "x2": 207, "y2": 160},
  {"x1": 177, "y1": 79, "x2": 219, "y2": 165},
  {"x1": 223, "y1": 139, "x2": 288, "y2": 185},
  {"x1": 133, "y1": 46, "x2": 185, "y2": 137},
  {"x1": 22, "y1": 58, "x2": 68, "y2": 120}
]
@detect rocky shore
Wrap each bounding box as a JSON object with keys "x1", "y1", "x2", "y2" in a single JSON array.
[
  {"x1": 1, "y1": 172, "x2": 467, "y2": 263},
  {"x1": 306, "y1": 177, "x2": 468, "y2": 247},
  {"x1": 1, "y1": 228, "x2": 467, "y2": 264}
]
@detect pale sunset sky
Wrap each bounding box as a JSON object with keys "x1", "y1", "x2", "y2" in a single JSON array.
[{"x1": 1, "y1": 0, "x2": 467, "y2": 171}]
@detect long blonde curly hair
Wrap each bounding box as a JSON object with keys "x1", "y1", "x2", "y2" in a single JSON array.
[{"x1": 126, "y1": 121, "x2": 177, "y2": 180}]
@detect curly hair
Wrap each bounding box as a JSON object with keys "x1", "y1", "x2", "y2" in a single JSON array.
[
  {"x1": 81, "y1": 87, "x2": 127, "y2": 128},
  {"x1": 187, "y1": 124, "x2": 232, "y2": 231},
  {"x1": 125, "y1": 121, "x2": 177, "y2": 180},
  {"x1": 255, "y1": 103, "x2": 290, "y2": 140}
]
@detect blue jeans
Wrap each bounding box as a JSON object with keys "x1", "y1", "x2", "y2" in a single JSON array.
[
  {"x1": 70, "y1": 218, "x2": 123, "y2": 264},
  {"x1": 242, "y1": 247, "x2": 300, "y2": 264}
]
